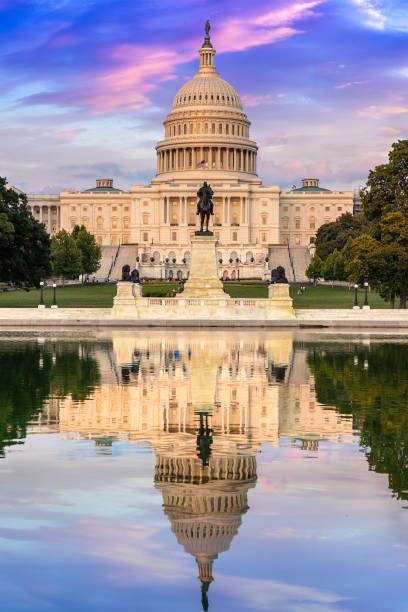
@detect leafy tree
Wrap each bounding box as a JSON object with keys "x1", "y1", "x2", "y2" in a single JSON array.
[
  {"x1": 0, "y1": 212, "x2": 14, "y2": 248},
  {"x1": 333, "y1": 248, "x2": 346, "y2": 281},
  {"x1": 72, "y1": 225, "x2": 101, "y2": 277},
  {"x1": 322, "y1": 250, "x2": 338, "y2": 282},
  {"x1": 306, "y1": 254, "x2": 323, "y2": 283},
  {"x1": 343, "y1": 234, "x2": 379, "y2": 285},
  {"x1": 51, "y1": 229, "x2": 82, "y2": 281},
  {"x1": 361, "y1": 139, "x2": 408, "y2": 237},
  {"x1": 0, "y1": 178, "x2": 51, "y2": 286},
  {"x1": 315, "y1": 212, "x2": 367, "y2": 260},
  {"x1": 342, "y1": 213, "x2": 408, "y2": 307}
]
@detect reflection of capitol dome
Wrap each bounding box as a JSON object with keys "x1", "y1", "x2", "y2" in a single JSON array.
[{"x1": 154, "y1": 419, "x2": 257, "y2": 611}]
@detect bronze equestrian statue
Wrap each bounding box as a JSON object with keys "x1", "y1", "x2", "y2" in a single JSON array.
[{"x1": 196, "y1": 181, "x2": 214, "y2": 233}]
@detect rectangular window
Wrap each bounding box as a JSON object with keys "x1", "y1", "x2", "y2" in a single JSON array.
[{"x1": 143, "y1": 232, "x2": 148, "y2": 242}]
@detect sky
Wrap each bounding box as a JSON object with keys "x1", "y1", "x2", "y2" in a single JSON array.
[{"x1": 0, "y1": 0, "x2": 407, "y2": 194}]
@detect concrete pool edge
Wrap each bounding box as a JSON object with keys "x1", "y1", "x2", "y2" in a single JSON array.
[{"x1": 0, "y1": 307, "x2": 408, "y2": 328}]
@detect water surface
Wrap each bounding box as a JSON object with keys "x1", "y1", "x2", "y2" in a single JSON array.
[{"x1": 0, "y1": 330, "x2": 407, "y2": 611}]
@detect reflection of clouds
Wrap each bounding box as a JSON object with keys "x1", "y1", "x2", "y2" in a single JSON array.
[
  {"x1": 215, "y1": 574, "x2": 348, "y2": 611},
  {"x1": 30, "y1": 496, "x2": 74, "y2": 507},
  {"x1": 65, "y1": 519, "x2": 191, "y2": 582}
]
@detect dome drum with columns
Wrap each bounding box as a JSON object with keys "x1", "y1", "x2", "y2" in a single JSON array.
[{"x1": 155, "y1": 28, "x2": 258, "y2": 182}]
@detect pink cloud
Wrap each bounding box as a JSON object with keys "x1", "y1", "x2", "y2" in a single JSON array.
[
  {"x1": 241, "y1": 94, "x2": 274, "y2": 107},
  {"x1": 21, "y1": 2, "x2": 325, "y2": 113},
  {"x1": 358, "y1": 105, "x2": 408, "y2": 118},
  {"x1": 215, "y1": 1, "x2": 324, "y2": 53},
  {"x1": 335, "y1": 80, "x2": 368, "y2": 89},
  {"x1": 51, "y1": 129, "x2": 85, "y2": 140}
]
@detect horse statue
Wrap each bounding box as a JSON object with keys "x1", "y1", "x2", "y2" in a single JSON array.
[{"x1": 196, "y1": 181, "x2": 214, "y2": 233}]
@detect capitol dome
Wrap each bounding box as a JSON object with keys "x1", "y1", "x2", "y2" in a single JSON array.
[
  {"x1": 172, "y1": 76, "x2": 243, "y2": 112},
  {"x1": 154, "y1": 21, "x2": 258, "y2": 182}
]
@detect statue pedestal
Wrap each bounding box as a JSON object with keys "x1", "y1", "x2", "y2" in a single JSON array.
[
  {"x1": 182, "y1": 235, "x2": 228, "y2": 299},
  {"x1": 112, "y1": 282, "x2": 142, "y2": 314},
  {"x1": 267, "y1": 283, "x2": 294, "y2": 315}
]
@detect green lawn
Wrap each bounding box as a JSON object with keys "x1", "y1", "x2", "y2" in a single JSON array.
[{"x1": 0, "y1": 283, "x2": 391, "y2": 309}]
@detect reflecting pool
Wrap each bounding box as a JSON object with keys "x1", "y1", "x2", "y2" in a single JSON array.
[{"x1": 0, "y1": 330, "x2": 407, "y2": 611}]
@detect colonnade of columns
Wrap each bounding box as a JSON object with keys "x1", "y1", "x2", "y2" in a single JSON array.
[
  {"x1": 162, "y1": 195, "x2": 249, "y2": 226},
  {"x1": 157, "y1": 146, "x2": 257, "y2": 175},
  {"x1": 27, "y1": 205, "x2": 60, "y2": 233}
]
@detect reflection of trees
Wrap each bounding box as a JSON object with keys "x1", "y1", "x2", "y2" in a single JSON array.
[
  {"x1": 307, "y1": 343, "x2": 408, "y2": 501},
  {"x1": 0, "y1": 341, "x2": 100, "y2": 456}
]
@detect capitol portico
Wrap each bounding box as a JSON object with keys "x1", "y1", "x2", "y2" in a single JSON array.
[{"x1": 24, "y1": 23, "x2": 355, "y2": 281}]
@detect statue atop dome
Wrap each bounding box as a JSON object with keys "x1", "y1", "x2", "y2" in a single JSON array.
[{"x1": 202, "y1": 19, "x2": 213, "y2": 48}]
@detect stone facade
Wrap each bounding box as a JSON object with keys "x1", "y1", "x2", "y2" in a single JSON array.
[{"x1": 24, "y1": 26, "x2": 354, "y2": 276}]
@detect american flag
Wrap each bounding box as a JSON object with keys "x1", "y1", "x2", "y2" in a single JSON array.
[{"x1": 196, "y1": 159, "x2": 207, "y2": 168}]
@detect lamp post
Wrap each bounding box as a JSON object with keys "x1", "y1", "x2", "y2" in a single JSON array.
[
  {"x1": 51, "y1": 283, "x2": 58, "y2": 309},
  {"x1": 38, "y1": 281, "x2": 45, "y2": 309},
  {"x1": 353, "y1": 284, "x2": 360, "y2": 310},
  {"x1": 363, "y1": 281, "x2": 370, "y2": 310}
]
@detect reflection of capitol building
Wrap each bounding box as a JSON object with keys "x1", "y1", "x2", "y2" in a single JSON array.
[
  {"x1": 50, "y1": 331, "x2": 353, "y2": 609},
  {"x1": 21, "y1": 23, "x2": 354, "y2": 281},
  {"x1": 58, "y1": 332, "x2": 353, "y2": 447}
]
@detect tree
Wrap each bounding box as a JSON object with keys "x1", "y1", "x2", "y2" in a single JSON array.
[
  {"x1": 72, "y1": 225, "x2": 101, "y2": 277},
  {"x1": 343, "y1": 234, "x2": 379, "y2": 285},
  {"x1": 315, "y1": 212, "x2": 367, "y2": 260},
  {"x1": 341, "y1": 215, "x2": 408, "y2": 307},
  {"x1": 333, "y1": 249, "x2": 346, "y2": 281},
  {"x1": 361, "y1": 139, "x2": 408, "y2": 237},
  {"x1": 0, "y1": 178, "x2": 51, "y2": 286},
  {"x1": 322, "y1": 250, "x2": 338, "y2": 282},
  {"x1": 306, "y1": 254, "x2": 323, "y2": 283},
  {"x1": 51, "y1": 230, "x2": 82, "y2": 281}
]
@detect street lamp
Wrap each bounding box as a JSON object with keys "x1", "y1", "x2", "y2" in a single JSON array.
[
  {"x1": 51, "y1": 283, "x2": 58, "y2": 309},
  {"x1": 38, "y1": 281, "x2": 45, "y2": 309},
  {"x1": 353, "y1": 284, "x2": 360, "y2": 310},
  {"x1": 363, "y1": 281, "x2": 370, "y2": 310}
]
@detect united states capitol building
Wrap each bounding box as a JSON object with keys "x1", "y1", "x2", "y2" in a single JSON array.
[{"x1": 26, "y1": 24, "x2": 354, "y2": 281}]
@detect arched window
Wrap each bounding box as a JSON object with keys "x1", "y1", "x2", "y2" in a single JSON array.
[
  {"x1": 178, "y1": 124, "x2": 181, "y2": 135},
  {"x1": 97, "y1": 216, "x2": 103, "y2": 228},
  {"x1": 282, "y1": 217, "x2": 289, "y2": 229},
  {"x1": 143, "y1": 213, "x2": 149, "y2": 224},
  {"x1": 218, "y1": 123, "x2": 222, "y2": 134},
  {"x1": 309, "y1": 216, "x2": 316, "y2": 230},
  {"x1": 246, "y1": 251, "x2": 253, "y2": 263},
  {"x1": 183, "y1": 124, "x2": 187, "y2": 134},
  {"x1": 211, "y1": 123, "x2": 215, "y2": 134},
  {"x1": 232, "y1": 125, "x2": 235, "y2": 135},
  {"x1": 204, "y1": 123, "x2": 208, "y2": 134},
  {"x1": 226, "y1": 124, "x2": 229, "y2": 135},
  {"x1": 111, "y1": 218, "x2": 118, "y2": 229}
]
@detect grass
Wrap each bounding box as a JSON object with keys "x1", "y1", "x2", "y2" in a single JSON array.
[{"x1": 0, "y1": 283, "x2": 391, "y2": 309}]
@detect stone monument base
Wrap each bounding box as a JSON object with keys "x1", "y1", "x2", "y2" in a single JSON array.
[
  {"x1": 111, "y1": 282, "x2": 295, "y2": 320},
  {"x1": 181, "y1": 234, "x2": 227, "y2": 299}
]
